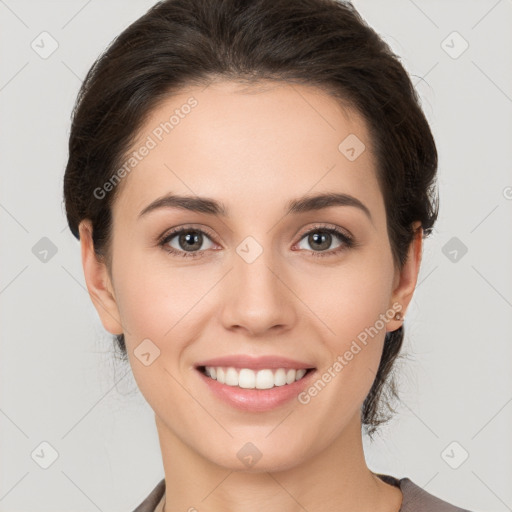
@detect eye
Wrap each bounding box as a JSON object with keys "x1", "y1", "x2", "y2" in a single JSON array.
[
  {"x1": 158, "y1": 224, "x2": 356, "y2": 260},
  {"x1": 159, "y1": 226, "x2": 217, "y2": 259},
  {"x1": 295, "y1": 224, "x2": 355, "y2": 258}
]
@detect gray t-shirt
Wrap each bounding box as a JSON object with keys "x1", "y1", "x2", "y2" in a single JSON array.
[{"x1": 132, "y1": 473, "x2": 474, "y2": 512}]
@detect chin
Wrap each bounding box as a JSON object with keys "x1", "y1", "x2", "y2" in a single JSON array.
[{"x1": 203, "y1": 437, "x2": 313, "y2": 474}]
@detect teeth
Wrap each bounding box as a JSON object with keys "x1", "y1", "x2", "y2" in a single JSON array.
[
  {"x1": 203, "y1": 366, "x2": 309, "y2": 389},
  {"x1": 225, "y1": 367, "x2": 238, "y2": 386}
]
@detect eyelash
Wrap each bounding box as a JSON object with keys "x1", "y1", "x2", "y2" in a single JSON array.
[{"x1": 158, "y1": 224, "x2": 356, "y2": 260}]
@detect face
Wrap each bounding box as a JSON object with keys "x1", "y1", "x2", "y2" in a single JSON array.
[{"x1": 80, "y1": 80, "x2": 421, "y2": 472}]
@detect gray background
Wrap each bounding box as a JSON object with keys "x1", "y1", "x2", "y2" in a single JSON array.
[{"x1": 1, "y1": 0, "x2": 511, "y2": 511}]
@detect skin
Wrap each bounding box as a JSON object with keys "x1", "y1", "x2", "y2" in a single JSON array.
[{"x1": 79, "y1": 80, "x2": 422, "y2": 512}]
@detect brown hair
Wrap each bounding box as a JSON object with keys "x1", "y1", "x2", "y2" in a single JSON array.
[{"x1": 63, "y1": 0, "x2": 438, "y2": 436}]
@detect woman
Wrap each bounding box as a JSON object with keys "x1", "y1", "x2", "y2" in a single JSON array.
[{"x1": 63, "y1": 0, "x2": 474, "y2": 510}]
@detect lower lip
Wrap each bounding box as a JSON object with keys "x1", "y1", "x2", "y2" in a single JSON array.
[{"x1": 196, "y1": 368, "x2": 316, "y2": 412}]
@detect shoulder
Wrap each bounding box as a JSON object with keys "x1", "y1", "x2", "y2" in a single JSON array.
[
  {"x1": 378, "y1": 473, "x2": 475, "y2": 512},
  {"x1": 131, "y1": 478, "x2": 165, "y2": 512},
  {"x1": 133, "y1": 475, "x2": 477, "y2": 512}
]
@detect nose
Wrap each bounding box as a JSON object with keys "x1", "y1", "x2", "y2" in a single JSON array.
[{"x1": 219, "y1": 244, "x2": 298, "y2": 337}]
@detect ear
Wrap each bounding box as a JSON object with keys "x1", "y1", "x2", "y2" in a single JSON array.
[
  {"x1": 78, "y1": 219, "x2": 123, "y2": 335},
  {"x1": 386, "y1": 221, "x2": 423, "y2": 332}
]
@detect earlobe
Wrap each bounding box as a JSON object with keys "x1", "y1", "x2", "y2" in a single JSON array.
[
  {"x1": 387, "y1": 221, "x2": 423, "y2": 331},
  {"x1": 78, "y1": 219, "x2": 124, "y2": 335}
]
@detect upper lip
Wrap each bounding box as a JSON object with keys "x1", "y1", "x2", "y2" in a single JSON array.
[{"x1": 195, "y1": 355, "x2": 315, "y2": 370}]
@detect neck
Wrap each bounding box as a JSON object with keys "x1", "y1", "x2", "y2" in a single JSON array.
[{"x1": 155, "y1": 412, "x2": 402, "y2": 512}]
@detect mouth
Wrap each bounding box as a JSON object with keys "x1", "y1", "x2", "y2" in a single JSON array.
[{"x1": 196, "y1": 365, "x2": 316, "y2": 390}]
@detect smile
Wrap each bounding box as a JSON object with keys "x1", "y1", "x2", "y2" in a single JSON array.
[
  {"x1": 196, "y1": 365, "x2": 317, "y2": 412},
  {"x1": 199, "y1": 366, "x2": 313, "y2": 389}
]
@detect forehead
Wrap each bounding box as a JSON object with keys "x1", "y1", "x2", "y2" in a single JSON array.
[{"x1": 112, "y1": 80, "x2": 384, "y2": 225}]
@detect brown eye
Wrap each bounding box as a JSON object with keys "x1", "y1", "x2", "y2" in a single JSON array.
[
  {"x1": 306, "y1": 231, "x2": 334, "y2": 251},
  {"x1": 296, "y1": 226, "x2": 354, "y2": 258},
  {"x1": 176, "y1": 230, "x2": 204, "y2": 251},
  {"x1": 160, "y1": 227, "x2": 216, "y2": 258}
]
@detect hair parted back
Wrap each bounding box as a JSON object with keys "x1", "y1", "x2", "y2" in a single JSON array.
[{"x1": 63, "y1": 0, "x2": 438, "y2": 437}]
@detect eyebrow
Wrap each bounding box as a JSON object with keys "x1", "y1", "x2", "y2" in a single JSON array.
[{"x1": 138, "y1": 191, "x2": 372, "y2": 223}]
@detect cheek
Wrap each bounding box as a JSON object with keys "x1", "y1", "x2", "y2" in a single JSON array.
[
  {"x1": 307, "y1": 254, "x2": 394, "y2": 343},
  {"x1": 111, "y1": 252, "x2": 216, "y2": 401},
  {"x1": 112, "y1": 245, "x2": 206, "y2": 338},
  {"x1": 111, "y1": 262, "x2": 199, "y2": 406},
  {"x1": 303, "y1": 252, "x2": 394, "y2": 393}
]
